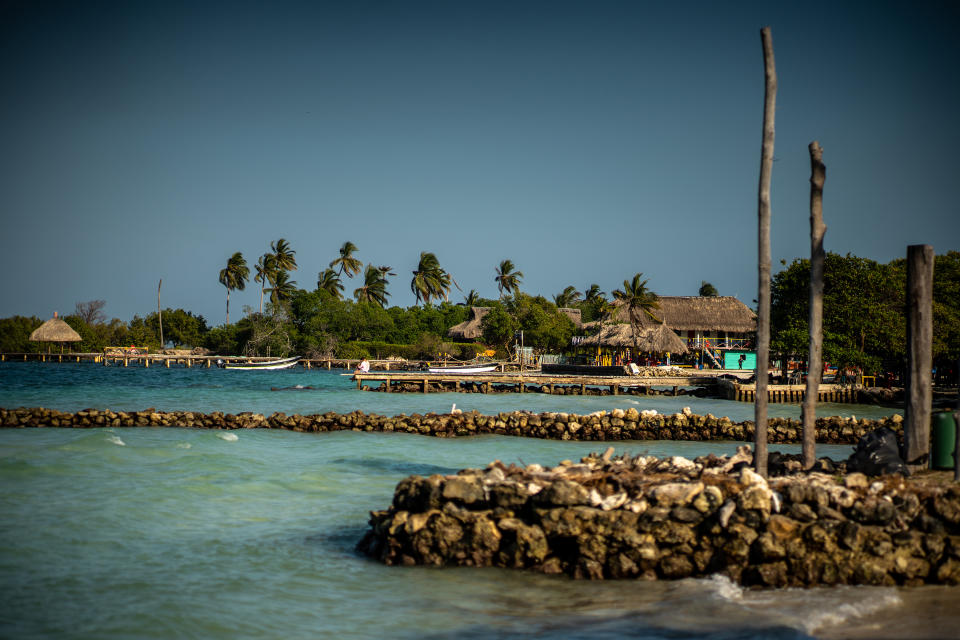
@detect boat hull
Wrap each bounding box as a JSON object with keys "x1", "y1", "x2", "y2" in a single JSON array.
[
  {"x1": 427, "y1": 365, "x2": 498, "y2": 374},
  {"x1": 223, "y1": 356, "x2": 300, "y2": 370}
]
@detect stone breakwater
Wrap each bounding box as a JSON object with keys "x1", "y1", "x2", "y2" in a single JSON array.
[
  {"x1": 357, "y1": 450, "x2": 960, "y2": 587},
  {"x1": 0, "y1": 406, "x2": 902, "y2": 444}
]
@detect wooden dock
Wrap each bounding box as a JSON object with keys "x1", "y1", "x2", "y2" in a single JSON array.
[
  {"x1": 351, "y1": 370, "x2": 865, "y2": 403},
  {"x1": 352, "y1": 370, "x2": 734, "y2": 396},
  {"x1": 2, "y1": 354, "x2": 866, "y2": 403}
]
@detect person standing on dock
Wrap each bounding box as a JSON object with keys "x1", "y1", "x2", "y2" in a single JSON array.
[{"x1": 357, "y1": 358, "x2": 370, "y2": 373}]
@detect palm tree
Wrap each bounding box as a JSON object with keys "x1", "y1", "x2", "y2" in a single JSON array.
[
  {"x1": 354, "y1": 264, "x2": 390, "y2": 307},
  {"x1": 494, "y1": 259, "x2": 523, "y2": 297},
  {"x1": 330, "y1": 241, "x2": 362, "y2": 278},
  {"x1": 612, "y1": 273, "x2": 661, "y2": 359},
  {"x1": 270, "y1": 238, "x2": 298, "y2": 273},
  {"x1": 553, "y1": 285, "x2": 582, "y2": 308},
  {"x1": 699, "y1": 281, "x2": 719, "y2": 297},
  {"x1": 254, "y1": 253, "x2": 277, "y2": 314},
  {"x1": 265, "y1": 270, "x2": 297, "y2": 307},
  {"x1": 218, "y1": 252, "x2": 249, "y2": 325},
  {"x1": 316, "y1": 268, "x2": 344, "y2": 299},
  {"x1": 411, "y1": 252, "x2": 455, "y2": 306},
  {"x1": 584, "y1": 284, "x2": 605, "y2": 305},
  {"x1": 463, "y1": 289, "x2": 480, "y2": 306}
]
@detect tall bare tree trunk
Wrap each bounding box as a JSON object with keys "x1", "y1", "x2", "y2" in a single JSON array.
[
  {"x1": 802, "y1": 141, "x2": 826, "y2": 469},
  {"x1": 158, "y1": 279, "x2": 164, "y2": 349},
  {"x1": 905, "y1": 244, "x2": 934, "y2": 470},
  {"x1": 755, "y1": 26, "x2": 776, "y2": 478}
]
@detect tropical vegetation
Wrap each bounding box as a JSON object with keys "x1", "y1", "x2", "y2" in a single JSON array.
[{"x1": 4, "y1": 248, "x2": 958, "y2": 375}]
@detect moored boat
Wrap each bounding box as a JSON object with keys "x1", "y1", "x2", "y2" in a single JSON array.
[
  {"x1": 427, "y1": 363, "x2": 498, "y2": 374},
  {"x1": 219, "y1": 356, "x2": 301, "y2": 370}
]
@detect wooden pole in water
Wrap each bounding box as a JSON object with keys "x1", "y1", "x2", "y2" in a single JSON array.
[
  {"x1": 158, "y1": 279, "x2": 164, "y2": 349},
  {"x1": 755, "y1": 26, "x2": 777, "y2": 478},
  {"x1": 905, "y1": 244, "x2": 934, "y2": 469},
  {"x1": 802, "y1": 141, "x2": 826, "y2": 469}
]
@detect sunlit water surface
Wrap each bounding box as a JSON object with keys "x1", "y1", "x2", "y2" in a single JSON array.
[{"x1": 4, "y1": 362, "x2": 951, "y2": 640}]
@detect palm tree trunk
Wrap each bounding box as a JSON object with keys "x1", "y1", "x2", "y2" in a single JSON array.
[
  {"x1": 259, "y1": 285, "x2": 264, "y2": 315},
  {"x1": 226, "y1": 289, "x2": 231, "y2": 326}
]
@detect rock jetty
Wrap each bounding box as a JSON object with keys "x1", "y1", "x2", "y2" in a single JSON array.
[
  {"x1": 0, "y1": 406, "x2": 903, "y2": 445},
  {"x1": 358, "y1": 449, "x2": 960, "y2": 586}
]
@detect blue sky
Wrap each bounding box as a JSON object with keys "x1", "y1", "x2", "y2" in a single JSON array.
[{"x1": 1, "y1": 0, "x2": 958, "y2": 325}]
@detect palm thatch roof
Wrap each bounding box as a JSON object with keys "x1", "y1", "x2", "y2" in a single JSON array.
[
  {"x1": 30, "y1": 314, "x2": 82, "y2": 343},
  {"x1": 558, "y1": 307, "x2": 582, "y2": 328},
  {"x1": 609, "y1": 296, "x2": 755, "y2": 333},
  {"x1": 580, "y1": 322, "x2": 689, "y2": 354},
  {"x1": 447, "y1": 307, "x2": 491, "y2": 340}
]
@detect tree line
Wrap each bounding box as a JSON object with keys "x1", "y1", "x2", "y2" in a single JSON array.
[{"x1": 2, "y1": 249, "x2": 957, "y2": 368}]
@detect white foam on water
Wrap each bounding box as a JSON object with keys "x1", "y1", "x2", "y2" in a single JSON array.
[
  {"x1": 107, "y1": 435, "x2": 125, "y2": 446},
  {"x1": 703, "y1": 574, "x2": 744, "y2": 601},
  {"x1": 176, "y1": 442, "x2": 192, "y2": 449},
  {"x1": 798, "y1": 590, "x2": 903, "y2": 635},
  {"x1": 217, "y1": 432, "x2": 239, "y2": 442}
]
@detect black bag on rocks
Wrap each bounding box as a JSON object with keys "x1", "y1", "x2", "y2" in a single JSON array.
[{"x1": 847, "y1": 427, "x2": 909, "y2": 476}]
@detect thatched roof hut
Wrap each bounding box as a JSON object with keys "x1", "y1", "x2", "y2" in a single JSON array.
[
  {"x1": 448, "y1": 305, "x2": 584, "y2": 341},
  {"x1": 447, "y1": 307, "x2": 491, "y2": 340},
  {"x1": 608, "y1": 296, "x2": 755, "y2": 333},
  {"x1": 558, "y1": 307, "x2": 582, "y2": 328},
  {"x1": 580, "y1": 322, "x2": 689, "y2": 354},
  {"x1": 30, "y1": 312, "x2": 82, "y2": 350}
]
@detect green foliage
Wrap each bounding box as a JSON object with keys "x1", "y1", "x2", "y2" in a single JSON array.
[
  {"x1": 699, "y1": 281, "x2": 718, "y2": 296},
  {"x1": 63, "y1": 316, "x2": 130, "y2": 352},
  {"x1": 0, "y1": 316, "x2": 42, "y2": 352},
  {"x1": 507, "y1": 294, "x2": 576, "y2": 353},
  {"x1": 553, "y1": 286, "x2": 582, "y2": 308},
  {"x1": 494, "y1": 259, "x2": 523, "y2": 297},
  {"x1": 353, "y1": 264, "x2": 391, "y2": 307},
  {"x1": 330, "y1": 241, "x2": 362, "y2": 278},
  {"x1": 771, "y1": 253, "x2": 907, "y2": 370},
  {"x1": 480, "y1": 304, "x2": 518, "y2": 352},
  {"x1": 128, "y1": 309, "x2": 209, "y2": 349}
]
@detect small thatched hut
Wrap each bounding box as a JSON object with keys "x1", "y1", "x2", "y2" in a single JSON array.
[
  {"x1": 447, "y1": 307, "x2": 491, "y2": 341},
  {"x1": 580, "y1": 321, "x2": 688, "y2": 354},
  {"x1": 30, "y1": 312, "x2": 82, "y2": 352},
  {"x1": 607, "y1": 296, "x2": 756, "y2": 336},
  {"x1": 558, "y1": 307, "x2": 582, "y2": 328}
]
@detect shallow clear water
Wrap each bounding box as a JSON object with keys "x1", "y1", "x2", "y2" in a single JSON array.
[
  {"x1": 4, "y1": 362, "x2": 950, "y2": 640},
  {"x1": 0, "y1": 361, "x2": 898, "y2": 421}
]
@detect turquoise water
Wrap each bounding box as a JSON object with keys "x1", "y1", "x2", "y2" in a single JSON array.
[
  {"x1": 4, "y1": 362, "x2": 953, "y2": 640},
  {"x1": 0, "y1": 361, "x2": 898, "y2": 421}
]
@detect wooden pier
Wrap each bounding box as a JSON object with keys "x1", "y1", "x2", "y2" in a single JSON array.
[
  {"x1": 352, "y1": 371, "x2": 731, "y2": 397},
  {"x1": 351, "y1": 370, "x2": 864, "y2": 403},
  {"x1": 2, "y1": 354, "x2": 865, "y2": 403}
]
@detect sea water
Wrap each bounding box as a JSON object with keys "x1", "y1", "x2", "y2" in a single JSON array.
[{"x1": 3, "y1": 362, "x2": 955, "y2": 640}]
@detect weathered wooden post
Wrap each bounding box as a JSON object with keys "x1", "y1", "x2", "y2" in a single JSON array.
[
  {"x1": 904, "y1": 244, "x2": 934, "y2": 470},
  {"x1": 157, "y1": 279, "x2": 164, "y2": 349},
  {"x1": 802, "y1": 141, "x2": 826, "y2": 469},
  {"x1": 755, "y1": 26, "x2": 777, "y2": 477}
]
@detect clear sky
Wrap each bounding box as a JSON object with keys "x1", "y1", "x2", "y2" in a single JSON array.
[{"x1": 1, "y1": 0, "x2": 957, "y2": 325}]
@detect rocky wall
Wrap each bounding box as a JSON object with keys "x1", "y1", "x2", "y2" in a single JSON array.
[
  {"x1": 357, "y1": 449, "x2": 960, "y2": 586},
  {"x1": 0, "y1": 406, "x2": 903, "y2": 445}
]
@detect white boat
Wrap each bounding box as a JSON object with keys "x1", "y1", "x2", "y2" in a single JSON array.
[
  {"x1": 427, "y1": 363, "x2": 498, "y2": 374},
  {"x1": 220, "y1": 356, "x2": 301, "y2": 370}
]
